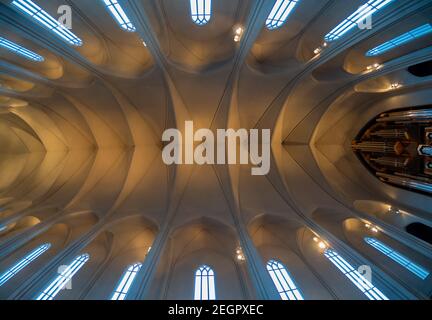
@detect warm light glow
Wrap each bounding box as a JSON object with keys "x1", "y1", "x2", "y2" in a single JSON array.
[
  {"x1": 366, "y1": 63, "x2": 383, "y2": 72},
  {"x1": 390, "y1": 83, "x2": 401, "y2": 89},
  {"x1": 313, "y1": 237, "x2": 319, "y2": 242},
  {"x1": 233, "y1": 26, "x2": 244, "y2": 42},
  {"x1": 318, "y1": 241, "x2": 326, "y2": 249},
  {"x1": 371, "y1": 227, "x2": 378, "y2": 233}
]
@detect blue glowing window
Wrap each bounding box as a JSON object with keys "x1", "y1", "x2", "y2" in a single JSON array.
[
  {"x1": 0, "y1": 243, "x2": 50, "y2": 287},
  {"x1": 266, "y1": 0, "x2": 300, "y2": 30},
  {"x1": 365, "y1": 237, "x2": 430, "y2": 279},
  {"x1": 266, "y1": 259, "x2": 303, "y2": 300},
  {"x1": 190, "y1": 0, "x2": 211, "y2": 26},
  {"x1": 0, "y1": 36, "x2": 44, "y2": 62},
  {"x1": 101, "y1": 0, "x2": 136, "y2": 32},
  {"x1": 324, "y1": 249, "x2": 388, "y2": 300},
  {"x1": 111, "y1": 263, "x2": 142, "y2": 300},
  {"x1": 366, "y1": 24, "x2": 432, "y2": 56},
  {"x1": 36, "y1": 253, "x2": 89, "y2": 300},
  {"x1": 324, "y1": 0, "x2": 396, "y2": 42},
  {"x1": 194, "y1": 265, "x2": 215, "y2": 300},
  {"x1": 11, "y1": 0, "x2": 83, "y2": 46}
]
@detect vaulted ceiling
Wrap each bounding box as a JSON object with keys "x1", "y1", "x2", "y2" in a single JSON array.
[{"x1": 0, "y1": 0, "x2": 431, "y2": 251}]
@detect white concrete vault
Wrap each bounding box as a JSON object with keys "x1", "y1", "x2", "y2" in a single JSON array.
[{"x1": 0, "y1": 0, "x2": 431, "y2": 300}]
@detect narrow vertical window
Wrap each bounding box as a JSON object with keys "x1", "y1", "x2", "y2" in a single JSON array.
[
  {"x1": 265, "y1": 0, "x2": 300, "y2": 30},
  {"x1": 190, "y1": 0, "x2": 211, "y2": 26},
  {"x1": 111, "y1": 263, "x2": 142, "y2": 300},
  {"x1": 11, "y1": 0, "x2": 83, "y2": 46},
  {"x1": 366, "y1": 24, "x2": 432, "y2": 56},
  {"x1": 100, "y1": 0, "x2": 136, "y2": 32},
  {"x1": 194, "y1": 265, "x2": 215, "y2": 300},
  {"x1": 0, "y1": 243, "x2": 51, "y2": 287},
  {"x1": 36, "y1": 253, "x2": 89, "y2": 300},
  {"x1": 324, "y1": 249, "x2": 388, "y2": 300},
  {"x1": 364, "y1": 237, "x2": 430, "y2": 279},
  {"x1": 324, "y1": 0, "x2": 396, "y2": 42},
  {"x1": 0, "y1": 36, "x2": 44, "y2": 62},
  {"x1": 266, "y1": 259, "x2": 303, "y2": 300}
]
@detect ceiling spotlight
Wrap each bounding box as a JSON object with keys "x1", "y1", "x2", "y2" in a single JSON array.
[
  {"x1": 390, "y1": 82, "x2": 401, "y2": 89},
  {"x1": 142, "y1": 41, "x2": 147, "y2": 47},
  {"x1": 313, "y1": 42, "x2": 328, "y2": 56},
  {"x1": 236, "y1": 247, "x2": 245, "y2": 261},
  {"x1": 147, "y1": 246, "x2": 152, "y2": 253},
  {"x1": 318, "y1": 241, "x2": 327, "y2": 249},
  {"x1": 366, "y1": 63, "x2": 383, "y2": 72},
  {"x1": 371, "y1": 227, "x2": 378, "y2": 233},
  {"x1": 313, "y1": 237, "x2": 319, "y2": 242},
  {"x1": 233, "y1": 26, "x2": 244, "y2": 42}
]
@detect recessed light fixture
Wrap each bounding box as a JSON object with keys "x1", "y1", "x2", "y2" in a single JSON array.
[
  {"x1": 365, "y1": 223, "x2": 379, "y2": 233},
  {"x1": 366, "y1": 63, "x2": 383, "y2": 72},
  {"x1": 233, "y1": 26, "x2": 244, "y2": 42},
  {"x1": 318, "y1": 241, "x2": 327, "y2": 249},
  {"x1": 235, "y1": 246, "x2": 245, "y2": 261},
  {"x1": 390, "y1": 82, "x2": 401, "y2": 89},
  {"x1": 313, "y1": 42, "x2": 328, "y2": 56}
]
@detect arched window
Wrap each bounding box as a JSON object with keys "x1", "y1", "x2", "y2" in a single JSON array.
[
  {"x1": 0, "y1": 243, "x2": 51, "y2": 287},
  {"x1": 190, "y1": 0, "x2": 211, "y2": 26},
  {"x1": 364, "y1": 237, "x2": 430, "y2": 280},
  {"x1": 194, "y1": 265, "x2": 215, "y2": 300},
  {"x1": 111, "y1": 263, "x2": 142, "y2": 300},
  {"x1": 36, "y1": 253, "x2": 89, "y2": 300},
  {"x1": 265, "y1": 0, "x2": 300, "y2": 30},
  {"x1": 11, "y1": 0, "x2": 83, "y2": 46},
  {"x1": 101, "y1": 0, "x2": 136, "y2": 32},
  {"x1": 324, "y1": 0, "x2": 396, "y2": 42},
  {"x1": 0, "y1": 37, "x2": 44, "y2": 62},
  {"x1": 366, "y1": 24, "x2": 432, "y2": 56},
  {"x1": 266, "y1": 259, "x2": 303, "y2": 300},
  {"x1": 324, "y1": 249, "x2": 388, "y2": 300}
]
